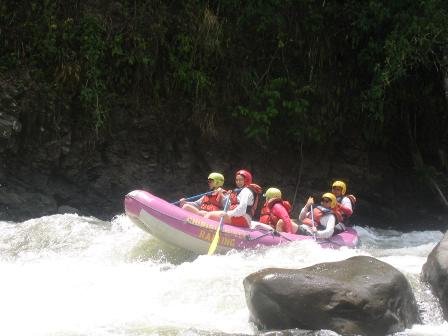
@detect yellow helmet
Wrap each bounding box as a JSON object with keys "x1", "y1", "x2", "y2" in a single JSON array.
[
  {"x1": 332, "y1": 180, "x2": 346, "y2": 195},
  {"x1": 263, "y1": 187, "x2": 282, "y2": 200},
  {"x1": 208, "y1": 172, "x2": 224, "y2": 187},
  {"x1": 322, "y1": 192, "x2": 337, "y2": 208}
]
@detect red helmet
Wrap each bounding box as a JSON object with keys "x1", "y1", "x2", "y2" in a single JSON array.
[{"x1": 236, "y1": 169, "x2": 252, "y2": 185}]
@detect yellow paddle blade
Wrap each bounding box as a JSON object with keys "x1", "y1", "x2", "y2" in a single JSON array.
[
  {"x1": 208, "y1": 197, "x2": 230, "y2": 255},
  {"x1": 207, "y1": 228, "x2": 220, "y2": 255}
]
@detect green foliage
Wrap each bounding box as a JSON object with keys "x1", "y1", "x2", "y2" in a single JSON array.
[
  {"x1": 1, "y1": 0, "x2": 447, "y2": 163},
  {"x1": 350, "y1": 0, "x2": 448, "y2": 142},
  {"x1": 236, "y1": 78, "x2": 319, "y2": 142}
]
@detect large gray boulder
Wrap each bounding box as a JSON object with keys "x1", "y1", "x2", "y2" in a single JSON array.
[
  {"x1": 244, "y1": 256, "x2": 420, "y2": 336},
  {"x1": 421, "y1": 230, "x2": 448, "y2": 320}
]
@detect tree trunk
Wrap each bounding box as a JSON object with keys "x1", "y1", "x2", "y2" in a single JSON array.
[{"x1": 404, "y1": 111, "x2": 448, "y2": 209}]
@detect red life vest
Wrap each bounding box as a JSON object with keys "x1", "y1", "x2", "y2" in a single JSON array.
[
  {"x1": 336, "y1": 194, "x2": 356, "y2": 210},
  {"x1": 336, "y1": 194, "x2": 357, "y2": 222},
  {"x1": 259, "y1": 198, "x2": 292, "y2": 228},
  {"x1": 302, "y1": 205, "x2": 343, "y2": 228},
  {"x1": 199, "y1": 190, "x2": 222, "y2": 212},
  {"x1": 229, "y1": 183, "x2": 262, "y2": 217}
]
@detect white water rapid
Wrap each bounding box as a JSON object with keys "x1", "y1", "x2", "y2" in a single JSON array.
[{"x1": 0, "y1": 214, "x2": 447, "y2": 336}]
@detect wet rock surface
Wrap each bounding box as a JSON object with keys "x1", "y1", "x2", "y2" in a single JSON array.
[
  {"x1": 244, "y1": 256, "x2": 421, "y2": 336},
  {"x1": 421, "y1": 231, "x2": 448, "y2": 321}
]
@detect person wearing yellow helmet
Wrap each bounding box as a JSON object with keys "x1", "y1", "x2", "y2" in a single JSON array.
[
  {"x1": 294, "y1": 192, "x2": 343, "y2": 239},
  {"x1": 259, "y1": 187, "x2": 293, "y2": 233},
  {"x1": 208, "y1": 172, "x2": 225, "y2": 188},
  {"x1": 331, "y1": 180, "x2": 346, "y2": 195},
  {"x1": 331, "y1": 180, "x2": 357, "y2": 226},
  {"x1": 179, "y1": 172, "x2": 225, "y2": 216}
]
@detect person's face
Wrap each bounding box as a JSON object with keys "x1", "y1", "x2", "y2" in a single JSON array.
[
  {"x1": 332, "y1": 186, "x2": 343, "y2": 197},
  {"x1": 235, "y1": 175, "x2": 245, "y2": 188},
  {"x1": 208, "y1": 178, "x2": 216, "y2": 190},
  {"x1": 321, "y1": 197, "x2": 332, "y2": 208}
]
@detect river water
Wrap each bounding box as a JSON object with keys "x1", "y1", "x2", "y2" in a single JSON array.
[{"x1": 0, "y1": 214, "x2": 447, "y2": 336}]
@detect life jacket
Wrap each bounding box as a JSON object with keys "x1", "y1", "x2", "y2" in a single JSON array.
[
  {"x1": 259, "y1": 198, "x2": 292, "y2": 228},
  {"x1": 302, "y1": 205, "x2": 343, "y2": 229},
  {"x1": 336, "y1": 194, "x2": 356, "y2": 210},
  {"x1": 229, "y1": 183, "x2": 262, "y2": 217},
  {"x1": 199, "y1": 190, "x2": 222, "y2": 212},
  {"x1": 336, "y1": 194, "x2": 357, "y2": 224}
]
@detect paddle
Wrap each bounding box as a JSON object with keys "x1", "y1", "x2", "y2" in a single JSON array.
[
  {"x1": 207, "y1": 195, "x2": 231, "y2": 255},
  {"x1": 171, "y1": 191, "x2": 213, "y2": 205},
  {"x1": 310, "y1": 204, "x2": 317, "y2": 240},
  {"x1": 245, "y1": 229, "x2": 292, "y2": 242}
]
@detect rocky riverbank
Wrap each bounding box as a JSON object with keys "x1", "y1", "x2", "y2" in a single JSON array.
[
  {"x1": 1, "y1": 72, "x2": 447, "y2": 230},
  {"x1": 1, "y1": 135, "x2": 447, "y2": 232}
]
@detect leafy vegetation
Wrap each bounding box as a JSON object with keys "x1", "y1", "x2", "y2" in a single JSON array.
[{"x1": 1, "y1": 1, "x2": 448, "y2": 178}]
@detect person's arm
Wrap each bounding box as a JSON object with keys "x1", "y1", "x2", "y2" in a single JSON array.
[
  {"x1": 272, "y1": 203, "x2": 292, "y2": 233},
  {"x1": 227, "y1": 188, "x2": 252, "y2": 216},
  {"x1": 298, "y1": 197, "x2": 314, "y2": 221},
  {"x1": 315, "y1": 215, "x2": 335, "y2": 239},
  {"x1": 298, "y1": 206, "x2": 308, "y2": 221},
  {"x1": 186, "y1": 196, "x2": 203, "y2": 208}
]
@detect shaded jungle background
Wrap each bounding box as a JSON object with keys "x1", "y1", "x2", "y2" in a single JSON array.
[{"x1": 1, "y1": 1, "x2": 448, "y2": 230}]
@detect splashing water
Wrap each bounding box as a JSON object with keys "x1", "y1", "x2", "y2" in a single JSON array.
[{"x1": 0, "y1": 214, "x2": 446, "y2": 336}]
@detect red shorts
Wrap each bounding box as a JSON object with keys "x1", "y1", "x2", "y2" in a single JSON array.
[{"x1": 230, "y1": 216, "x2": 249, "y2": 227}]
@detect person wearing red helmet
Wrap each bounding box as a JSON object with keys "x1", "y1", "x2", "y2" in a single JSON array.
[{"x1": 205, "y1": 169, "x2": 262, "y2": 227}]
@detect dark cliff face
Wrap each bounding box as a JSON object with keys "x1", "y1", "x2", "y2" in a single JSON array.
[
  {"x1": 2, "y1": 2, "x2": 448, "y2": 230},
  {"x1": 0, "y1": 125, "x2": 446, "y2": 231},
  {"x1": 0, "y1": 72, "x2": 446, "y2": 230},
  {"x1": 1, "y1": 141, "x2": 446, "y2": 231}
]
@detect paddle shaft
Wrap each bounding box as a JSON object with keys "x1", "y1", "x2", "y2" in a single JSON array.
[
  {"x1": 207, "y1": 195, "x2": 231, "y2": 255},
  {"x1": 310, "y1": 204, "x2": 317, "y2": 240},
  {"x1": 171, "y1": 191, "x2": 213, "y2": 205},
  {"x1": 173, "y1": 187, "x2": 243, "y2": 205},
  {"x1": 246, "y1": 228, "x2": 292, "y2": 242}
]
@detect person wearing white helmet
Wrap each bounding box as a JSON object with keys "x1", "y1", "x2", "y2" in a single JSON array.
[
  {"x1": 259, "y1": 187, "x2": 293, "y2": 233},
  {"x1": 294, "y1": 193, "x2": 343, "y2": 239},
  {"x1": 179, "y1": 172, "x2": 225, "y2": 216}
]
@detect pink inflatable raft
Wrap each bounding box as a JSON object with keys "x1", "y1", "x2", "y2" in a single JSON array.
[{"x1": 124, "y1": 190, "x2": 359, "y2": 254}]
